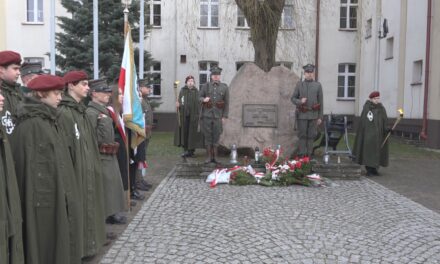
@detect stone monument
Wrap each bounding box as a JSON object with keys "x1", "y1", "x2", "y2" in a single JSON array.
[{"x1": 219, "y1": 63, "x2": 299, "y2": 157}]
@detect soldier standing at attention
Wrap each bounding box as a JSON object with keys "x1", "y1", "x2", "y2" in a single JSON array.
[
  {"x1": 20, "y1": 62, "x2": 44, "y2": 97},
  {"x1": 199, "y1": 66, "x2": 229, "y2": 163},
  {"x1": 0, "y1": 50, "x2": 22, "y2": 136},
  {"x1": 0, "y1": 79, "x2": 24, "y2": 264},
  {"x1": 11, "y1": 75, "x2": 82, "y2": 264},
  {"x1": 290, "y1": 64, "x2": 323, "y2": 158}
]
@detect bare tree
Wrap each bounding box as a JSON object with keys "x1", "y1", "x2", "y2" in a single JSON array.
[{"x1": 235, "y1": 0, "x2": 285, "y2": 72}]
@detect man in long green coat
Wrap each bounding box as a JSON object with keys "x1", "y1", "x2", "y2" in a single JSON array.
[
  {"x1": 199, "y1": 66, "x2": 229, "y2": 163},
  {"x1": 352, "y1": 91, "x2": 390, "y2": 176},
  {"x1": 174, "y1": 75, "x2": 203, "y2": 157},
  {"x1": 11, "y1": 75, "x2": 82, "y2": 263},
  {"x1": 58, "y1": 70, "x2": 106, "y2": 258},
  {"x1": 0, "y1": 80, "x2": 24, "y2": 264},
  {"x1": 290, "y1": 64, "x2": 323, "y2": 157},
  {"x1": 86, "y1": 79, "x2": 126, "y2": 224},
  {"x1": 0, "y1": 50, "x2": 23, "y2": 136}
]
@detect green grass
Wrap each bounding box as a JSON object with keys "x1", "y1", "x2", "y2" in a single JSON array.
[{"x1": 147, "y1": 132, "x2": 181, "y2": 157}]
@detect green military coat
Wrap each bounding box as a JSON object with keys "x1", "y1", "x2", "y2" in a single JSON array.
[
  {"x1": 199, "y1": 81, "x2": 229, "y2": 145},
  {"x1": 0, "y1": 127, "x2": 24, "y2": 264},
  {"x1": 142, "y1": 97, "x2": 154, "y2": 139},
  {"x1": 174, "y1": 85, "x2": 204, "y2": 149},
  {"x1": 290, "y1": 80, "x2": 323, "y2": 120},
  {"x1": 0, "y1": 80, "x2": 23, "y2": 135},
  {"x1": 58, "y1": 95, "x2": 105, "y2": 257},
  {"x1": 11, "y1": 98, "x2": 82, "y2": 264},
  {"x1": 352, "y1": 100, "x2": 389, "y2": 168},
  {"x1": 87, "y1": 101, "x2": 125, "y2": 217}
]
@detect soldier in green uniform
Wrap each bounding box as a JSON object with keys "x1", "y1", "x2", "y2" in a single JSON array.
[
  {"x1": 86, "y1": 79, "x2": 126, "y2": 225},
  {"x1": 58, "y1": 70, "x2": 106, "y2": 258},
  {"x1": 11, "y1": 75, "x2": 82, "y2": 264},
  {"x1": 0, "y1": 50, "x2": 22, "y2": 136},
  {"x1": 174, "y1": 75, "x2": 203, "y2": 157},
  {"x1": 0, "y1": 80, "x2": 24, "y2": 264},
  {"x1": 199, "y1": 66, "x2": 229, "y2": 163},
  {"x1": 20, "y1": 62, "x2": 44, "y2": 97},
  {"x1": 290, "y1": 64, "x2": 323, "y2": 157},
  {"x1": 352, "y1": 91, "x2": 390, "y2": 176}
]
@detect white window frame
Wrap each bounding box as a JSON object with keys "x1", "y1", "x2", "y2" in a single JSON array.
[
  {"x1": 365, "y1": 18, "x2": 372, "y2": 38},
  {"x1": 340, "y1": 0, "x2": 358, "y2": 30},
  {"x1": 198, "y1": 61, "x2": 218, "y2": 86},
  {"x1": 280, "y1": 4, "x2": 295, "y2": 29},
  {"x1": 146, "y1": 62, "x2": 162, "y2": 97},
  {"x1": 200, "y1": 0, "x2": 219, "y2": 28},
  {"x1": 385, "y1": 37, "x2": 394, "y2": 60},
  {"x1": 412, "y1": 60, "x2": 423, "y2": 85},
  {"x1": 26, "y1": 0, "x2": 43, "y2": 23},
  {"x1": 146, "y1": 0, "x2": 161, "y2": 27},
  {"x1": 237, "y1": 7, "x2": 249, "y2": 28},
  {"x1": 337, "y1": 63, "x2": 356, "y2": 99}
]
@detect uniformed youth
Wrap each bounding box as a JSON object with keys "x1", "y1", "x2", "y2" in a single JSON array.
[
  {"x1": 199, "y1": 66, "x2": 229, "y2": 163},
  {"x1": 290, "y1": 64, "x2": 323, "y2": 157},
  {"x1": 20, "y1": 62, "x2": 44, "y2": 97}
]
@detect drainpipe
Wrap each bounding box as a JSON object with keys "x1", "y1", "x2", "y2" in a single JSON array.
[
  {"x1": 420, "y1": 0, "x2": 432, "y2": 140},
  {"x1": 315, "y1": 0, "x2": 320, "y2": 80}
]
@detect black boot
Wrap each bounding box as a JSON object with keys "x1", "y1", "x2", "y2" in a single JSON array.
[
  {"x1": 204, "y1": 146, "x2": 212, "y2": 164},
  {"x1": 211, "y1": 146, "x2": 218, "y2": 164}
]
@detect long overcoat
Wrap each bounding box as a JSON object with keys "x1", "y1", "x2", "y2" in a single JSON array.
[
  {"x1": 11, "y1": 98, "x2": 82, "y2": 264},
  {"x1": 0, "y1": 126, "x2": 24, "y2": 264},
  {"x1": 174, "y1": 86, "x2": 204, "y2": 149},
  {"x1": 57, "y1": 95, "x2": 105, "y2": 257},
  {"x1": 352, "y1": 100, "x2": 389, "y2": 168},
  {"x1": 0, "y1": 80, "x2": 23, "y2": 135},
  {"x1": 290, "y1": 80, "x2": 323, "y2": 120},
  {"x1": 87, "y1": 101, "x2": 125, "y2": 217}
]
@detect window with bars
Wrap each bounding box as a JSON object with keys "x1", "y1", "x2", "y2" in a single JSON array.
[
  {"x1": 337, "y1": 63, "x2": 356, "y2": 99},
  {"x1": 199, "y1": 61, "x2": 218, "y2": 86},
  {"x1": 200, "y1": 0, "x2": 219, "y2": 28},
  {"x1": 146, "y1": 0, "x2": 161, "y2": 27},
  {"x1": 146, "y1": 62, "x2": 161, "y2": 96},
  {"x1": 340, "y1": 0, "x2": 357, "y2": 29},
  {"x1": 280, "y1": 4, "x2": 295, "y2": 29},
  {"x1": 26, "y1": 0, "x2": 43, "y2": 23}
]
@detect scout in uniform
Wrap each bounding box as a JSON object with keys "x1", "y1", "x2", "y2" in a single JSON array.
[
  {"x1": 352, "y1": 91, "x2": 390, "y2": 176},
  {"x1": 57, "y1": 70, "x2": 106, "y2": 258},
  {"x1": 290, "y1": 64, "x2": 323, "y2": 157},
  {"x1": 0, "y1": 50, "x2": 22, "y2": 136},
  {"x1": 199, "y1": 66, "x2": 229, "y2": 163},
  {"x1": 20, "y1": 62, "x2": 44, "y2": 97},
  {"x1": 0, "y1": 79, "x2": 24, "y2": 264},
  {"x1": 11, "y1": 74, "x2": 82, "y2": 264},
  {"x1": 86, "y1": 79, "x2": 126, "y2": 225},
  {"x1": 174, "y1": 75, "x2": 203, "y2": 157}
]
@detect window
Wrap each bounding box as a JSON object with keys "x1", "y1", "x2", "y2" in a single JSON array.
[
  {"x1": 337, "y1": 63, "x2": 356, "y2": 99},
  {"x1": 26, "y1": 0, "x2": 43, "y2": 23},
  {"x1": 365, "y1": 18, "x2": 372, "y2": 38},
  {"x1": 237, "y1": 8, "x2": 249, "y2": 28},
  {"x1": 200, "y1": 0, "x2": 219, "y2": 27},
  {"x1": 146, "y1": 0, "x2": 161, "y2": 27},
  {"x1": 280, "y1": 4, "x2": 295, "y2": 29},
  {"x1": 199, "y1": 61, "x2": 218, "y2": 86},
  {"x1": 23, "y1": 57, "x2": 44, "y2": 67},
  {"x1": 275, "y1": 61, "x2": 293, "y2": 70},
  {"x1": 340, "y1": 0, "x2": 358, "y2": 29},
  {"x1": 385, "y1": 37, "x2": 394, "y2": 59},
  {"x1": 412, "y1": 60, "x2": 423, "y2": 85},
  {"x1": 146, "y1": 62, "x2": 161, "y2": 96}
]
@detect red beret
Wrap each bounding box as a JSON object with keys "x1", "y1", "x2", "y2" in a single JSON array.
[
  {"x1": 63, "y1": 70, "x2": 88, "y2": 84},
  {"x1": 369, "y1": 91, "x2": 380, "y2": 99},
  {"x1": 0, "y1": 50, "x2": 21, "y2": 66},
  {"x1": 27, "y1": 75, "x2": 65, "y2": 91}
]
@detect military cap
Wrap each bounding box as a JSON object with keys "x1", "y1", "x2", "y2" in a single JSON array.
[
  {"x1": 369, "y1": 91, "x2": 380, "y2": 99},
  {"x1": 21, "y1": 62, "x2": 43, "y2": 76},
  {"x1": 89, "y1": 78, "x2": 112, "y2": 93},
  {"x1": 0, "y1": 50, "x2": 21, "y2": 66},
  {"x1": 138, "y1": 79, "x2": 153, "y2": 87},
  {"x1": 210, "y1": 66, "x2": 222, "y2": 75},
  {"x1": 63, "y1": 70, "x2": 88, "y2": 84},
  {"x1": 27, "y1": 75, "x2": 65, "y2": 91},
  {"x1": 303, "y1": 64, "x2": 315, "y2": 73}
]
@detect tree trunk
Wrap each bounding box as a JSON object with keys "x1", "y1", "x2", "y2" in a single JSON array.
[{"x1": 236, "y1": 0, "x2": 285, "y2": 72}]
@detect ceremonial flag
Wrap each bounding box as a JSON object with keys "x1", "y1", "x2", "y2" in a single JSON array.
[{"x1": 118, "y1": 26, "x2": 146, "y2": 149}]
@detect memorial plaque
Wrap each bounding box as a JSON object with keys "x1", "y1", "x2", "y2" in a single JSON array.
[{"x1": 242, "y1": 104, "x2": 278, "y2": 127}]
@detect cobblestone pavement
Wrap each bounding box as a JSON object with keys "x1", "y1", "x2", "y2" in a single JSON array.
[{"x1": 101, "y1": 169, "x2": 440, "y2": 263}]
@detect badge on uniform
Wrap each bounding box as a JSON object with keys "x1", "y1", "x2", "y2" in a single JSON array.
[
  {"x1": 1, "y1": 111, "x2": 15, "y2": 134},
  {"x1": 367, "y1": 111, "x2": 374, "y2": 122},
  {"x1": 74, "y1": 123, "x2": 80, "y2": 139}
]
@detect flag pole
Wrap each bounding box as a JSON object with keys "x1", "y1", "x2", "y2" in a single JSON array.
[{"x1": 123, "y1": 2, "x2": 131, "y2": 211}]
